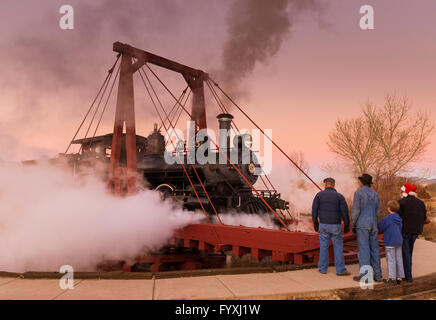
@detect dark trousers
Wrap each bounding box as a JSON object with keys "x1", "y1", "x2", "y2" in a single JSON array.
[{"x1": 402, "y1": 233, "x2": 418, "y2": 280}]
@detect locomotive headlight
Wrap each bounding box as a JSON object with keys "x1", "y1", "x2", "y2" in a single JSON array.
[{"x1": 247, "y1": 163, "x2": 255, "y2": 174}]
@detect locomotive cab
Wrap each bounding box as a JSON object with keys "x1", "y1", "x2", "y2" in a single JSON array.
[{"x1": 71, "y1": 133, "x2": 148, "y2": 164}]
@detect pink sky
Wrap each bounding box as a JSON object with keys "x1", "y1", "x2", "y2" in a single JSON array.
[{"x1": 0, "y1": 0, "x2": 435, "y2": 179}]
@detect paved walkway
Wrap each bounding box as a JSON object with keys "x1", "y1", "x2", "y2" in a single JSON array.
[{"x1": 0, "y1": 239, "x2": 435, "y2": 300}]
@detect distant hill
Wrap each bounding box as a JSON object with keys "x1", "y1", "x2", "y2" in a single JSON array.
[{"x1": 406, "y1": 177, "x2": 436, "y2": 186}]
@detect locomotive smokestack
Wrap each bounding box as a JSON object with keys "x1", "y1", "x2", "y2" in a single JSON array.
[{"x1": 217, "y1": 113, "x2": 233, "y2": 158}]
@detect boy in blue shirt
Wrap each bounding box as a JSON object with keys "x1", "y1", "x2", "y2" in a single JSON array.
[{"x1": 378, "y1": 200, "x2": 405, "y2": 284}]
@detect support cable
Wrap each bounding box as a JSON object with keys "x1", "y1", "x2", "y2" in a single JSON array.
[
  {"x1": 206, "y1": 80, "x2": 274, "y2": 190},
  {"x1": 86, "y1": 64, "x2": 121, "y2": 150},
  {"x1": 79, "y1": 60, "x2": 118, "y2": 154},
  {"x1": 169, "y1": 90, "x2": 191, "y2": 136},
  {"x1": 213, "y1": 142, "x2": 289, "y2": 230},
  {"x1": 206, "y1": 80, "x2": 274, "y2": 191},
  {"x1": 150, "y1": 72, "x2": 288, "y2": 229},
  {"x1": 138, "y1": 68, "x2": 222, "y2": 224},
  {"x1": 159, "y1": 88, "x2": 190, "y2": 132},
  {"x1": 208, "y1": 77, "x2": 322, "y2": 192},
  {"x1": 160, "y1": 90, "x2": 185, "y2": 131},
  {"x1": 138, "y1": 69, "x2": 167, "y2": 129},
  {"x1": 165, "y1": 90, "x2": 191, "y2": 148},
  {"x1": 145, "y1": 64, "x2": 193, "y2": 119},
  {"x1": 139, "y1": 68, "x2": 209, "y2": 221},
  {"x1": 64, "y1": 55, "x2": 120, "y2": 154},
  {"x1": 139, "y1": 67, "x2": 223, "y2": 225},
  {"x1": 206, "y1": 79, "x2": 294, "y2": 219}
]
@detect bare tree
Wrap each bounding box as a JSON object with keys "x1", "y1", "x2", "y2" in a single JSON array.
[
  {"x1": 363, "y1": 94, "x2": 433, "y2": 180},
  {"x1": 289, "y1": 151, "x2": 312, "y2": 190},
  {"x1": 329, "y1": 94, "x2": 433, "y2": 179},
  {"x1": 289, "y1": 151, "x2": 310, "y2": 173},
  {"x1": 328, "y1": 94, "x2": 434, "y2": 213},
  {"x1": 327, "y1": 116, "x2": 379, "y2": 175}
]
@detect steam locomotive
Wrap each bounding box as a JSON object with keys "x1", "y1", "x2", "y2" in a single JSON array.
[{"x1": 63, "y1": 113, "x2": 289, "y2": 216}]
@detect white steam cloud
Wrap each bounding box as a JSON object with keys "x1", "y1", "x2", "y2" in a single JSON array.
[
  {"x1": 0, "y1": 163, "x2": 203, "y2": 272},
  {"x1": 213, "y1": 213, "x2": 279, "y2": 229},
  {"x1": 263, "y1": 161, "x2": 358, "y2": 234}
]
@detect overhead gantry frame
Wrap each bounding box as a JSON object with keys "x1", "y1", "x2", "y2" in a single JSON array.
[{"x1": 107, "y1": 42, "x2": 208, "y2": 195}]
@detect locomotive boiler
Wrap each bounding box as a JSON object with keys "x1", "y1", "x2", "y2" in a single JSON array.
[{"x1": 66, "y1": 112, "x2": 289, "y2": 217}]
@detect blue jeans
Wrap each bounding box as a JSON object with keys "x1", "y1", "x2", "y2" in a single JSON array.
[
  {"x1": 318, "y1": 223, "x2": 347, "y2": 274},
  {"x1": 385, "y1": 247, "x2": 405, "y2": 279},
  {"x1": 356, "y1": 228, "x2": 382, "y2": 280},
  {"x1": 402, "y1": 233, "x2": 418, "y2": 280}
]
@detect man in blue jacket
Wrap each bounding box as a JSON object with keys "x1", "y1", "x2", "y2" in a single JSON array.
[
  {"x1": 312, "y1": 177, "x2": 351, "y2": 276},
  {"x1": 351, "y1": 173, "x2": 382, "y2": 282}
]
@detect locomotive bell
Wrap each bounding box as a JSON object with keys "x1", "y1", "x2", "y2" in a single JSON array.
[
  {"x1": 145, "y1": 123, "x2": 165, "y2": 155},
  {"x1": 217, "y1": 113, "x2": 233, "y2": 158}
]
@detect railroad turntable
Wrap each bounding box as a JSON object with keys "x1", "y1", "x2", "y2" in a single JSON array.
[
  {"x1": 1, "y1": 239, "x2": 435, "y2": 300},
  {"x1": 2, "y1": 41, "x2": 435, "y2": 301},
  {"x1": 15, "y1": 42, "x2": 382, "y2": 275}
]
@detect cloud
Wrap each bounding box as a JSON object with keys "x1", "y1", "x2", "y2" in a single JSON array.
[{"x1": 0, "y1": 162, "x2": 203, "y2": 272}]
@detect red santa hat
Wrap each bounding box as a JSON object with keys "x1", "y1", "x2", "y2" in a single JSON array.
[{"x1": 401, "y1": 183, "x2": 417, "y2": 198}]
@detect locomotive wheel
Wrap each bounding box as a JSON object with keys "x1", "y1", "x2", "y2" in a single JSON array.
[{"x1": 154, "y1": 183, "x2": 175, "y2": 200}]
